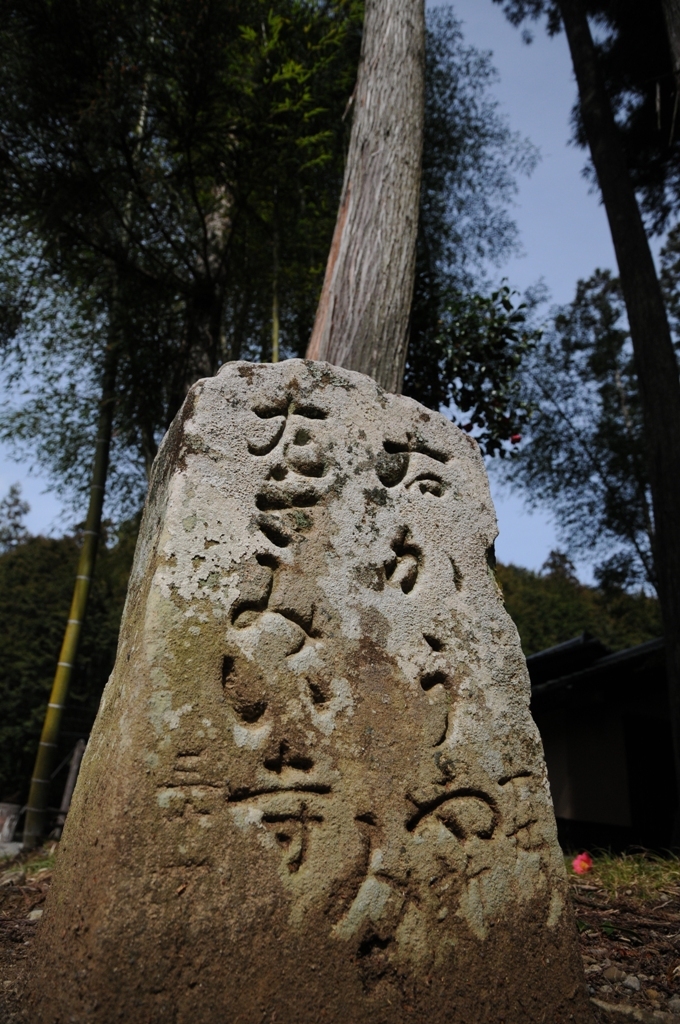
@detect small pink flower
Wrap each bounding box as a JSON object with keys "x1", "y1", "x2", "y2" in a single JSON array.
[{"x1": 572, "y1": 852, "x2": 593, "y2": 875}]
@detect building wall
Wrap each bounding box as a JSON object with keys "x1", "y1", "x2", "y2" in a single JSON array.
[{"x1": 537, "y1": 707, "x2": 632, "y2": 827}]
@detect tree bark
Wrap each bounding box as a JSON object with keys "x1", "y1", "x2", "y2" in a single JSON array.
[
  {"x1": 663, "y1": 0, "x2": 680, "y2": 75},
  {"x1": 306, "y1": 0, "x2": 425, "y2": 394},
  {"x1": 662, "y1": 0, "x2": 680, "y2": 142},
  {"x1": 558, "y1": 0, "x2": 680, "y2": 823}
]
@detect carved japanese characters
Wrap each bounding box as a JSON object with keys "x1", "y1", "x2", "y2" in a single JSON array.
[{"x1": 28, "y1": 360, "x2": 593, "y2": 1024}]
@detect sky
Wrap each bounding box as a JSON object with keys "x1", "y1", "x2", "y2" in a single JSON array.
[
  {"x1": 432, "y1": 0, "x2": 618, "y2": 577},
  {"x1": 0, "y1": 1, "x2": 622, "y2": 578}
]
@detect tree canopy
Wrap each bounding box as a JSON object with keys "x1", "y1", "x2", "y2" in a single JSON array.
[
  {"x1": 571, "y1": 0, "x2": 679, "y2": 234},
  {"x1": 0, "y1": 2, "x2": 538, "y2": 516},
  {"x1": 498, "y1": 553, "x2": 661, "y2": 656},
  {"x1": 0, "y1": 502, "x2": 137, "y2": 803},
  {"x1": 501, "y1": 270, "x2": 655, "y2": 591},
  {"x1": 404, "y1": 7, "x2": 539, "y2": 453},
  {"x1": 0, "y1": 483, "x2": 29, "y2": 553},
  {"x1": 494, "y1": 0, "x2": 680, "y2": 233},
  {"x1": 0, "y1": 0, "x2": 362, "y2": 513}
]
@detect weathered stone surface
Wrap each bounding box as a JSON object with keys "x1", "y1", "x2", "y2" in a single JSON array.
[{"x1": 29, "y1": 360, "x2": 593, "y2": 1023}]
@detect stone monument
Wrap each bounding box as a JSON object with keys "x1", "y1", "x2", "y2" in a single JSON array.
[{"x1": 29, "y1": 360, "x2": 592, "y2": 1023}]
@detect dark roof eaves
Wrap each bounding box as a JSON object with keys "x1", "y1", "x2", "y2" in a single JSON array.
[
  {"x1": 530, "y1": 636, "x2": 665, "y2": 698},
  {"x1": 525, "y1": 631, "x2": 595, "y2": 667}
]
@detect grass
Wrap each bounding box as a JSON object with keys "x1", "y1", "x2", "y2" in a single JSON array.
[
  {"x1": 8, "y1": 843, "x2": 680, "y2": 901},
  {"x1": 566, "y1": 849, "x2": 680, "y2": 901},
  {"x1": 23, "y1": 847, "x2": 57, "y2": 877},
  {"x1": 0, "y1": 842, "x2": 57, "y2": 881}
]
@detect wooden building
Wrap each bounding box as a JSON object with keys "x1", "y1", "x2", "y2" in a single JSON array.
[{"x1": 528, "y1": 633, "x2": 675, "y2": 850}]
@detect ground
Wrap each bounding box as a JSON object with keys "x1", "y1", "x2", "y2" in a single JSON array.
[
  {"x1": 2, "y1": 847, "x2": 680, "y2": 1022},
  {"x1": 572, "y1": 852, "x2": 680, "y2": 1022},
  {"x1": 0, "y1": 846, "x2": 54, "y2": 1023}
]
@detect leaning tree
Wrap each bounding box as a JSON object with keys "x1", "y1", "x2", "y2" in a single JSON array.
[
  {"x1": 495, "y1": 0, "x2": 680, "y2": 826},
  {"x1": 306, "y1": 0, "x2": 426, "y2": 393}
]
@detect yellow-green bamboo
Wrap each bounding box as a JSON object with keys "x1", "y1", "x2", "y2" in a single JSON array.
[
  {"x1": 23, "y1": 348, "x2": 117, "y2": 848},
  {"x1": 22, "y1": 52, "x2": 151, "y2": 848},
  {"x1": 271, "y1": 288, "x2": 280, "y2": 364},
  {"x1": 271, "y1": 229, "x2": 280, "y2": 364}
]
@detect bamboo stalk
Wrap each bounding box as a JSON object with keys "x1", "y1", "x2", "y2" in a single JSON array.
[
  {"x1": 53, "y1": 739, "x2": 87, "y2": 839},
  {"x1": 271, "y1": 287, "x2": 280, "y2": 364},
  {"x1": 21, "y1": 46, "x2": 151, "y2": 848},
  {"x1": 271, "y1": 227, "x2": 279, "y2": 364},
  {"x1": 23, "y1": 346, "x2": 117, "y2": 848}
]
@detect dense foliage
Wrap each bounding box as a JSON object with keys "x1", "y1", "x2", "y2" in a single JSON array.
[
  {"x1": 0, "y1": 0, "x2": 363, "y2": 513},
  {"x1": 406, "y1": 284, "x2": 538, "y2": 456},
  {"x1": 500, "y1": 270, "x2": 655, "y2": 592},
  {"x1": 0, "y1": 521, "x2": 136, "y2": 804},
  {"x1": 0, "y1": 3, "x2": 537, "y2": 518},
  {"x1": 498, "y1": 553, "x2": 662, "y2": 657},
  {"x1": 0, "y1": 483, "x2": 29, "y2": 552},
  {"x1": 404, "y1": 8, "x2": 539, "y2": 453}
]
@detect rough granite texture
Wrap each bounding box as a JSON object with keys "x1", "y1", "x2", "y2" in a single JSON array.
[{"x1": 29, "y1": 360, "x2": 593, "y2": 1023}]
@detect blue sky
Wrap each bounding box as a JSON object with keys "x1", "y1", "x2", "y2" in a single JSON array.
[
  {"x1": 434, "y1": 0, "x2": 618, "y2": 576},
  {"x1": 0, "y1": 1, "x2": 622, "y2": 578}
]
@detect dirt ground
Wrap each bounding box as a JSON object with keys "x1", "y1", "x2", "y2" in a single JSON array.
[
  {"x1": 3, "y1": 847, "x2": 680, "y2": 1023},
  {"x1": 0, "y1": 850, "x2": 53, "y2": 1024},
  {"x1": 573, "y1": 869, "x2": 680, "y2": 1023}
]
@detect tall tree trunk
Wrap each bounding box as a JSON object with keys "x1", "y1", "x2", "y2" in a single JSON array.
[
  {"x1": 306, "y1": 0, "x2": 425, "y2": 394},
  {"x1": 558, "y1": 0, "x2": 680, "y2": 823},
  {"x1": 662, "y1": 0, "x2": 680, "y2": 142},
  {"x1": 23, "y1": 342, "x2": 117, "y2": 847},
  {"x1": 663, "y1": 0, "x2": 680, "y2": 74}
]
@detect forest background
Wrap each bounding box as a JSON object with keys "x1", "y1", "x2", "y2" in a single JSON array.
[{"x1": 0, "y1": 0, "x2": 676, "y2": 808}]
